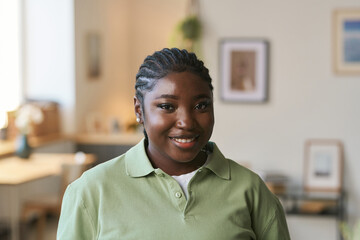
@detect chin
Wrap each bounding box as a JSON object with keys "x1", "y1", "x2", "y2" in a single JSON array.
[{"x1": 170, "y1": 151, "x2": 201, "y2": 163}]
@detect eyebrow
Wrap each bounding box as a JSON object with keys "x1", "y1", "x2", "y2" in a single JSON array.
[
  {"x1": 155, "y1": 94, "x2": 211, "y2": 100},
  {"x1": 194, "y1": 94, "x2": 212, "y2": 100},
  {"x1": 155, "y1": 94, "x2": 179, "y2": 100}
]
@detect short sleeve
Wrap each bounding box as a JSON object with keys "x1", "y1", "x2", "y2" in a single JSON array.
[
  {"x1": 259, "y1": 200, "x2": 291, "y2": 240},
  {"x1": 251, "y1": 177, "x2": 291, "y2": 240},
  {"x1": 57, "y1": 184, "x2": 97, "y2": 240}
]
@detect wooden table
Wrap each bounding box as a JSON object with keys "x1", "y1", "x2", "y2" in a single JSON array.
[{"x1": 0, "y1": 153, "x2": 96, "y2": 240}]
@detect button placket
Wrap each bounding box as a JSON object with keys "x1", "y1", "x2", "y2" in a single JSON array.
[
  {"x1": 168, "y1": 178, "x2": 187, "y2": 212},
  {"x1": 183, "y1": 170, "x2": 203, "y2": 216}
]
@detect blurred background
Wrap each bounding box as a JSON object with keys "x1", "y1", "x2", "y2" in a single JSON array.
[{"x1": 0, "y1": 0, "x2": 359, "y2": 239}]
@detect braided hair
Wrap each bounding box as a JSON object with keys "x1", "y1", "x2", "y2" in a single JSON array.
[{"x1": 135, "y1": 48, "x2": 213, "y2": 109}]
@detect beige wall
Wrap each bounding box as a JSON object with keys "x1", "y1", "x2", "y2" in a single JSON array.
[
  {"x1": 75, "y1": 0, "x2": 130, "y2": 133},
  {"x1": 200, "y1": 0, "x2": 360, "y2": 222},
  {"x1": 74, "y1": 0, "x2": 186, "y2": 132}
]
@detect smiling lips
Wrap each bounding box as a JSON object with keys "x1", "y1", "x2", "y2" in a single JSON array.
[{"x1": 170, "y1": 136, "x2": 199, "y2": 148}]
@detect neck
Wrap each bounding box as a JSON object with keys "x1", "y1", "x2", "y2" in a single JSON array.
[{"x1": 147, "y1": 149, "x2": 208, "y2": 176}]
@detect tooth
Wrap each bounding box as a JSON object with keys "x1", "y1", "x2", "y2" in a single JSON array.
[{"x1": 173, "y1": 137, "x2": 195, "y2": 143}]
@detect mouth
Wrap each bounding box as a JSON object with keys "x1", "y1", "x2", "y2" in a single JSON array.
[
  {"x1": 170, "y1": 136, "x2": 197, "y2": 143},
  {"x1": 169, "y1": 135, "x2": 199, "y2": 148}
]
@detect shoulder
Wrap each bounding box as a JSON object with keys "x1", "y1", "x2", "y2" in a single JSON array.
[
  {"x1": 228, "y1": 159, "x2": 260, "y2": 179},
  {"x1": 85, "y1": 154, "x2": 126, "y2": 179},
  {"x1": 207, "y1": 141, "x2": 264, "y2": 185},
  {"x1": 62, "y1": 153, "x2": 130, "y2": 220},
  {"x1": 208, "y1": 142, "x2": 270, "y2": 198},
  {"x1": 69, "y1": 153, "x2": 127, "y2": 195},
  {"x1": 228, "y1": 159, "x2": 264, "y2": 188},
  {"x1": 209, "y1": 141, "x2": 262, "y2": 183},
  {"x1": 57, "y1": 156, "x2": 128, "y2": 239},
  {"x1": 225, "y1": 160, "x2": 289, "y2": 238},
  {"x1": 208, "y1": 141, "x2": 275, "y2": 199},
  {"x1": 224, "y1": 158, "x2": 274, "y2": 206}
]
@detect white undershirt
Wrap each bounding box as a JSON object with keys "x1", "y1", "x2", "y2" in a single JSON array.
[
  {"x1": 171, "y1": 169, "x2": 197, "y2": 199},
  {"x1": 171, "y1": 155, "x2": 210, "y2": 199}
]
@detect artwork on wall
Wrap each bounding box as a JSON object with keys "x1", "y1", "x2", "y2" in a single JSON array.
[
  {"x1": 304, "y1": 139, "x2": 343, "y2": 193},
  {"x1": 86, "y1": 32, "x2": 101, "y2": 80},
  {"x1": 219, "y1": 39, "x2": 268, "y2": 102},
  {"x1": 333, "y1": 9, "x2": 360, "y2": 74}
]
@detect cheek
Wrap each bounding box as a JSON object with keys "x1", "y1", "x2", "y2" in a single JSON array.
[
  {"x1": 144, "y1": 112, "x2": 173, "y2": 132},
  {"x1": 198, "y1": 113, "x2": 215, "y2": 132},
  {"x1": 206, "y1": 118, "x2": 215, "y2": 134}
]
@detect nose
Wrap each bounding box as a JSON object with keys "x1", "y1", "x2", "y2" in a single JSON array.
[{"x1": 176, "y1": 108, "x2": 195, "y2": 130}]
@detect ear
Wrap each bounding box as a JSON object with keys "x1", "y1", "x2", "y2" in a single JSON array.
[{"x1": 134, "y1": 96, "x2": 143, "y2": 123}]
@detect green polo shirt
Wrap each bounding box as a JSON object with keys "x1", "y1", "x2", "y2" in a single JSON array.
[{"x1": 57, "y1": 139, "x2": 290, "y2": 239}]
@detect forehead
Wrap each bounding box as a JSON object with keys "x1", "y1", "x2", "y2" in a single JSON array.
[{"x1": 149, "y1": 72, "x2": 212, "y2": 97}]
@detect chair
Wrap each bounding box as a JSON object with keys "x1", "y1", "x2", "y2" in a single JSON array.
[{"x1": 21, "y1": 159, "x2": 94, "y2": 240}]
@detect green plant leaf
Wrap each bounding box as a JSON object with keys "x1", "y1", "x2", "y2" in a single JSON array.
[{"x1": 180, "y1": 15, "x2": 201, "y2": 40}]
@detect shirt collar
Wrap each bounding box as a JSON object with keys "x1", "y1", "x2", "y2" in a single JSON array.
[
  {"x1": 125, "y1": 139, "x2": 230, "y2": 180},
  {"x1": 204, "y1": 142, "x2": 231, "y2": 180},
  {"x1": 125, "y1": 138, "x2": 155, "y2": 177}
]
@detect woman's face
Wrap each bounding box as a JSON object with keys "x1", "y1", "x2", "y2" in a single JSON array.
[{"x1": 136, "y1": 71, "x2": 214, "y2": 170}]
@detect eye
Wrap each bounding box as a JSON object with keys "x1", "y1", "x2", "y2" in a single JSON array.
[
  {"x1": 195, "y1": 101, "x2": 211, "y2": 110},
  {"x1": 157, "y1": 103, "x2": 175, "y2": 112}
]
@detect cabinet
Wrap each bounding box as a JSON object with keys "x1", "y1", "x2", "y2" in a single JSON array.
[
  {"x1": 74, "y1": 133, "x2": 143, "y2": 165},
  {"x1": 76, "y1": 143, "x2": 133, "y2": 165},
  {"x1": 277, "y1": 190, "x2": 345, "y2": 240},
  {"x1": 279, "y1": 190, "x2": 345, "y2": 219}
]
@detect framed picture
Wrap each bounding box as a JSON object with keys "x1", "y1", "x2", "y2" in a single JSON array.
[
  {"x1": 86, "y1": 32, "x2": 102, "y2": 80},
  {"x1": 304, "y1": 139, "x2": 343, "y2": 192},
  {"x1": 219, "y1": 39, "x2": 268, "y2": 102},
  {"x1": 333, "y1": 9, "x2": 360, "y2": 74}
]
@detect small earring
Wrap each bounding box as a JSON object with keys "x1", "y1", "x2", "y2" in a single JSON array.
[{"x1": 136, "y1": 117, "x2": 140, "y2": 123}]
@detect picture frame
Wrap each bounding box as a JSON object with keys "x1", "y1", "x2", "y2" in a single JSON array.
[
  {"x1": 304, "y1": 139, "x2": 344, "y2": 192},
  {"x1": 219, "y1": 39, "x2": 268, "y2": 102},
  {"x1": 333, "y1": 9, "x2": 360, "y2": 74},
  {"x1": 86, "y1": 32, "x2": 101, "y2": 80}
]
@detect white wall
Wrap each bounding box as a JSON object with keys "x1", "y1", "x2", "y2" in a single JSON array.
[
  {"x1": 0, "y1": 0, "x2": 22, "y2": 112},
  {"x1": 23, "y1": 0, "x2": 75, "y2": 134},
  {"x1": 200, "y1": 0, "x2": 360, "y2": 223}
]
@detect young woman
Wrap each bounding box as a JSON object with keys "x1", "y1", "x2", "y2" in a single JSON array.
[{"x1": 57, "y1": 48, "x2": 290, "y2": 239}]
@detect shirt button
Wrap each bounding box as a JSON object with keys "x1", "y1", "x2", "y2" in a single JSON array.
[
  {"x1": 175, "y1": 192, "x2": 182, "y2": 198},
  {"x1": 158, "y1": 173, "x2": 165, "y2": 177},
  {"x1": 198, "y1": 169, "x2": 202, "y2": 172}
]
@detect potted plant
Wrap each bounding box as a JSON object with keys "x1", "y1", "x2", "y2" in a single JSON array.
[{"x1": 169, "y1": 0, "x2": 202, "y2": 53}]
